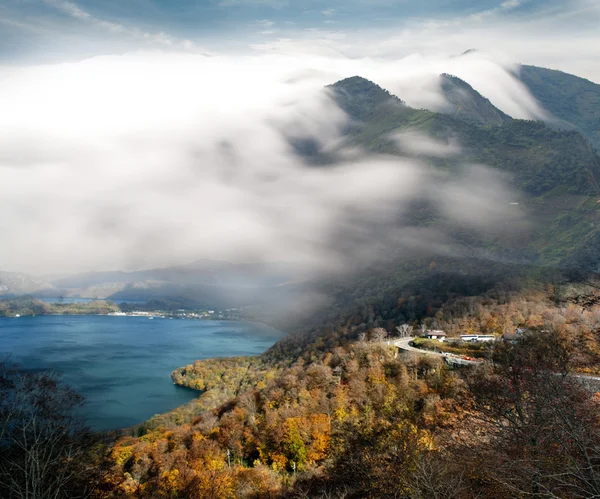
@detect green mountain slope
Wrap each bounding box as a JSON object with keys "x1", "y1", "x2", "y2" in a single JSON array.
[
  {"x1": 330, "y1": 76, "x2": 600, "y2": 196},
  {"x1": 439, "y1": 73, "x2": 513, "y2": 125},
  {"x1": 327, "y1": 75, "x2": 407, "y2": 121},
  {"x1": 519, "y1": 65, "x2": 600, "y2": 150},
  {"x1": 329, "y1": 76, "x2": 600, "y2": 270}
]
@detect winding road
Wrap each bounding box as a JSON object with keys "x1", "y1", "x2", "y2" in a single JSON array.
[
  {"x1": 391, "y1": 337, "x2": 600, "y2": 387},
  {"x1": 392, "y1": 337, "x2": 485, "y2": 366}
]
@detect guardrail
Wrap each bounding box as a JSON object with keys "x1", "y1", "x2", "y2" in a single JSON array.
[
  {"x1": 390, "y1": 337, "x2": 600, "y2": 384},
  {"x1": 391, "y1": 337, "x2": 484, "y2": 366}
]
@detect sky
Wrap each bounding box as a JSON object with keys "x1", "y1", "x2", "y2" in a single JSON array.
[
  {"x1": 1, "y1": 0, "x2": 599, "y2": 81},
  {"x1": 0, "y1": 0, "x2": 598, "y2": 275}
]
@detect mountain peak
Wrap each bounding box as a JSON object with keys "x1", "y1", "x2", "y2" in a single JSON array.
[
  {"x1": 327, "y1": 76, "x2": 404, "y2": 121},
  {"x1": 438, "y1": 73, "x2": 512, "y2": 125},
  {"x1": 329, "y1": 76, "x2": 403, "y2": 102}
]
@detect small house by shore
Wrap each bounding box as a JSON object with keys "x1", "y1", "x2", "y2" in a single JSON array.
[{"x1": 424, "y1": 330, "x2": 447, "y2": 341}]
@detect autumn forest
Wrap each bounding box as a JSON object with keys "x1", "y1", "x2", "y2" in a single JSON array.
[{"x1": 4, "y1": 270, "x2": 600, "y2": 498}]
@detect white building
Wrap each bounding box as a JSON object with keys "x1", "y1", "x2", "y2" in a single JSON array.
[{"x1": 424, "y1": 330, "x2": 447, "y2": 341}]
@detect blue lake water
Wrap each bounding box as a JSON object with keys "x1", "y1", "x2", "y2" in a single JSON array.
[{"x1": 0, "y1": 315, "x2": 284, "y2": 431}]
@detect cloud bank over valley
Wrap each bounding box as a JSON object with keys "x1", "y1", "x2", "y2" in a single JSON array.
[{"x1": 0, "y1": 50, "x2": 551, "y2": 275}]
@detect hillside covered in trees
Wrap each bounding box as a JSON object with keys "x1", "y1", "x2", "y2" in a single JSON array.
[
  {"x1": 0, "y1": 296, "x2": 119, "y2": 317},
  {"x1": 519, "y1": 64, "x2": 600, "y2": 150},
  {"x1": 93, "y1": 274, "x2": 600, "y2": 498},
  {"x1": 5, "y1": 267, "x2": 600, "y2": 498}
]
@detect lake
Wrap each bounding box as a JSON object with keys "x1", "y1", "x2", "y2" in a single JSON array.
[{"x1": 0, "y1": 315, "x2": 285, "y2": 431}]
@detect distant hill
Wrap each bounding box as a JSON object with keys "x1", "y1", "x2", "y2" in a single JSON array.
[
  {"x1": 519, "y1": 65, "x2": 600, "y2": 150},
  {"x1": 0, "y1": 260, "x2": 309, "y2": 310},
  {"x1": 51, "y1": 260, "x2": 299, "y2": 291},
  {"x1": 0, "y1": 271, "x2": 53, "y2": 296},
  {"x1": 0, "y1": 259, "x2": 307, "y2": 308},
  {"x1": 439, "y1": 73, "x2": 513, "y2": 125}
]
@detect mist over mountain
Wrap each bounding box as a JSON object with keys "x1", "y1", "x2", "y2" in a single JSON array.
[
  {"x1": 520, "y1": 65, "x2": 600, "y2": 150},
  {"x1": 327, "y1": 73, "x2": 600, "y2": 276},
  {"x1": 0, "y1": 50, "x2": 580, "y2": 277},
  {"x1": 51, "y1": 260, "x2": 301, "y2": 290},
  {"x1": 438, "y1": 73, "x2": 513, "y2": 125},
  {"x1": 3, "y1": 62, "x2": 600, "y2": 314}
]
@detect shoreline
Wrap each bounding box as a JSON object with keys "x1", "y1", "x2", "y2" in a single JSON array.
[
  {"x1": 0, "y1": 311, "x2": 247, "y2": 321},
  {"x1": 1, "y1": 314, "x2": 283, "y2": 434}
]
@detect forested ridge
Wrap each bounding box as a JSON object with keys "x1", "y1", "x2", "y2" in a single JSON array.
[
  {"x1": 519, "y1": 64, "x2": 600, "y2": 150},
  {"x1": 324, "y1": 76, "x2": 600, "y2": 274},
  {"x1": 0, "y1": 296, "x2": 119, "y2": 317}
]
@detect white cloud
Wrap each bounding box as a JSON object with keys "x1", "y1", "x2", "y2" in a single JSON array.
[
  {"x1": 0, "y1": 16, "x2": 49, "y2": 35},
  {"x1": 321, "y1": 9, "x2": 335, "y2": 16},
  {"x1": 251, "y1": 19, "x2": 279, "y2": 34},
  {"x1": 0, "y1": 51, "x2": 519, "y2": 274},
  {"x1": 41, "y1": 0, "x2": 199, "y2": 51},
  {"x1": 246, "y1": 44, "x2": 545, "y2": 120},
  {"x1": 217, "y1": 0, "x2": 288, "y2": 7},
  {"x1": 469, "y1": 0, "x2": 524, "y2": 21},
  {"x1": 247, "y1": 0, "x2": 600, "y2": 84},
  {"x1": 375, "y1": 52, "x2": 547, "y2": 120},
  {"x1": 501, "y1": 0, "x2": 522, "y2": 8},
  {"x1": 394, "y1": 132, "x2": 461, "y2": 158},
  {"x1": 250, "y1": 19, "x2": 276, "y2": 27}
]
